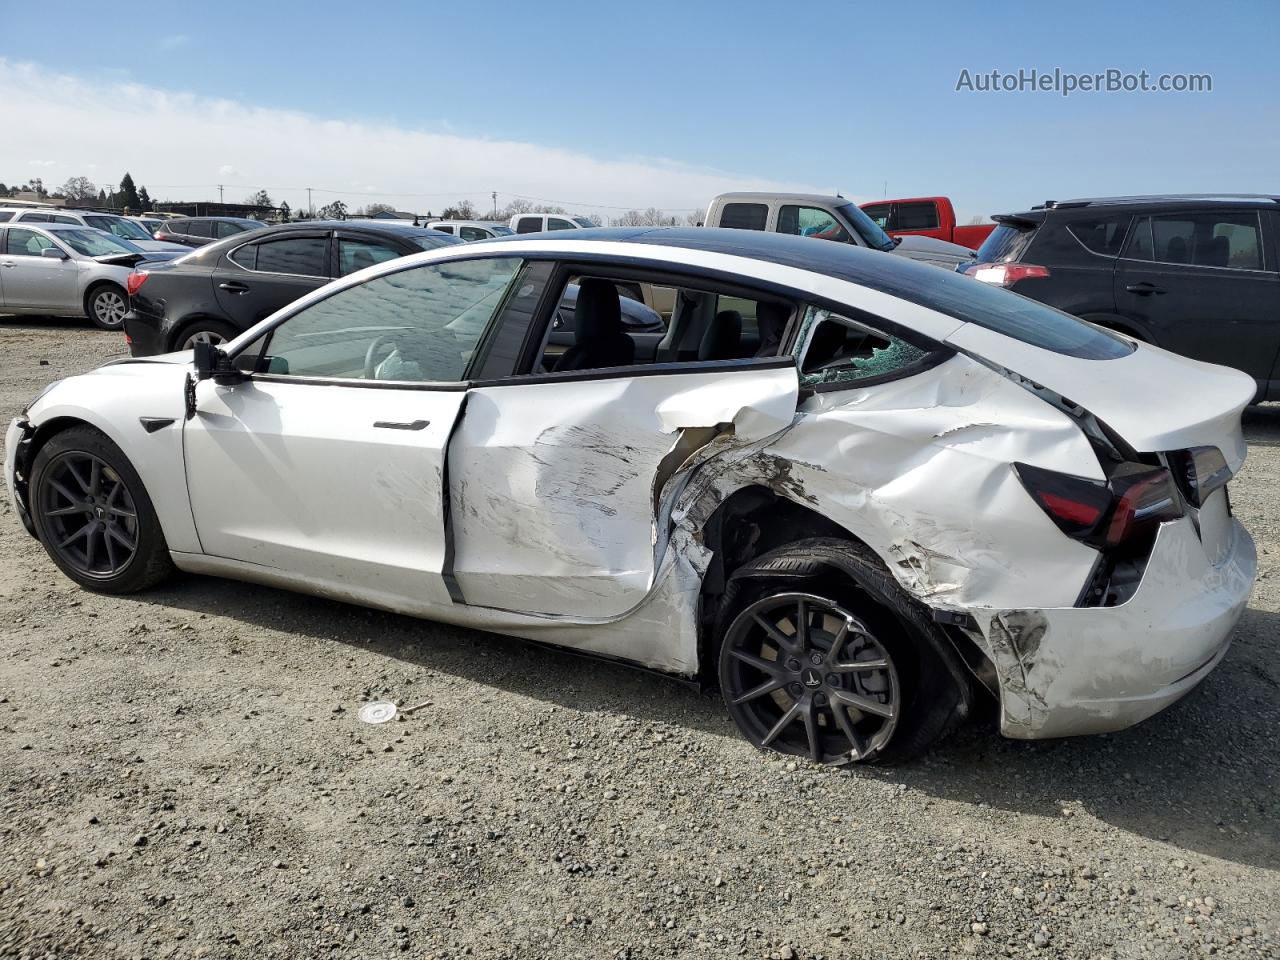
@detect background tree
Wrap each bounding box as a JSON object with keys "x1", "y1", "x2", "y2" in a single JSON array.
[
  {"x1": 362, "y1": 202, "x2": 395, "y2": 217},
  {"x1": 441, "y1": 199, "x2": 478, "y2": 220},
  {"x1": 685, "y1": 209, "x2": 705, "y2": 226},
  {"x1": 278, "y1": 200, "x2": 292, "y2": 222},
  {"x1": 245, "y1": 189, "x2": 273, "y2": 208},
  {"x1": 97, "y1": 188, "x2": 106, "y2": 201},
  {"x1": 317, "y1": 200, "x2": 347, "y2": 220},
  {"x1": 118, "y1": 173, "x2": 141, "y2": 212},
  {"x1": 137, "y1": 187, "x2": 153, "y2": 212},
  {"x1": 59, "y1": 176, "x2": 97, "y2": 202},
  {"x1": 610, "y1": 207, "x2": 680, "y2": 227}
]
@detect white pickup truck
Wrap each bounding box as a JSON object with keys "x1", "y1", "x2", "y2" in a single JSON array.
[{"x1": 704, "y1": 192, "x2": 976, "y2": 270}]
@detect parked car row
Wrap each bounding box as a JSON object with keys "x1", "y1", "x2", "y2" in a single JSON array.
[{"x1": 0, "y1": 207, "x2": 187, "y2": 252}]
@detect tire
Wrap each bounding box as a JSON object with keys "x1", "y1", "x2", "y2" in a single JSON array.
[
  {"x1": 174, "y1": 319, "x2": 238, "y2": 351},
  {"x1": 715, "y1": 538, "x2": 972, "y2": 766},
  {"x1": 86, "y1": 284, "x2": 128, "y2": 330},
  {"x1": 29, "y1": 425, "x2": 175, "y2": 594}
]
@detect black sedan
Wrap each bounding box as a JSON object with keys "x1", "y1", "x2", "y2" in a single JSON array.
[{"x1": 124, "y1": 222, "x2": 463, "y2": 354}]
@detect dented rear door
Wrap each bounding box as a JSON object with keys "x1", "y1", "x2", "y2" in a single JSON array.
[{"x1": 448, "y1": 359, "x2": 799, "y2": 618}]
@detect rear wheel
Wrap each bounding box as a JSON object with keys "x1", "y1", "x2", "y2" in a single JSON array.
[
  {"x1": 29, "y1": 426, "x2": 175, "y2": 593},
  {"x1": 716, "y1": 539, "x2": 972, "y2": 765},
  {"x1": 177, "y1": 319, "x2": 237, "y2": 351},
  {"x1": 86, "y1": 284, "x2": 128, "y2": 330}
]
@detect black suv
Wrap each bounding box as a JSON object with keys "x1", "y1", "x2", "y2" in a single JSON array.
[
  {"x1": 124, "y1": 221, "x2": 462, "y2": 354},
  {"x1": 154, "y1": 216, "x2": 266, "y2": 248},
  {"x1": 967, "y1": 195, "x2": 1280, "y2": 400}
]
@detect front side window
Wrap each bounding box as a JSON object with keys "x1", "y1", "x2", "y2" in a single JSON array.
[
  {"x1": 895, "y1": 202, "x2": 941, "y2": 231},
  {"x1": 338, "y1": 237, "x2": 402, "y2": 276},
  {"x1": 432, "y1": 224, "x2": 455, "y2": 234},
  {"x1": 20, "y1": 212, "x2": 51, "y2": 223},
  {"x1": 5, "y1": 227, "x2": 60, "y2": 256},
  {"x1": 253, "y1": 257, "x2": 523, "y2": 383},
  {"x1": 247, "y1": 236, "x2": 328, "y2": 276},
  {"x1": 862, "y1": 203, "x2": 892, "y2": 229},
  {"x1": 215, "y1": 221, "x2": 247, "y2": 238},
  {"x1": 777, "y1": 205, "x2": 852, "y2": 243},
  {"x1": 1067, "y1": 215, "x2": 1130, "y2": 257},
  {"x1": 796, "y1": 307, "x2": 933, "y2": 387},
  {"x1": 186, "y1": 220, "x2": 213, "y2": 239},
  {"x1": 547, "y1": 218, "x2": 575, "y2": 231},
  {"x1": 514, "y1": 216, "x2": 542, "y2": 234},
  {"x1": 51, "y1": 215, "x2": 79, "y2": 225},
  {"x1": 460, "y1": 226, "x2": 490, "y2": 241},
  {"x1": 719, "y1": 203, "x2": 768, "y2": 231}
]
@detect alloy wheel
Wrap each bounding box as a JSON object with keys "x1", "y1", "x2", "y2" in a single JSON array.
[
  {"x1": 182, "y1": 330, "x2": 227, "y2": 349},
  {"x1": 93, "y1": 289, "x2": 127, "y2": 328},
  {"x1": 721, "y1": 592, "x2": 900, "y2": 764},
  {"x1": 37, "y1": 451, "x2": 139, "y2": 579}
]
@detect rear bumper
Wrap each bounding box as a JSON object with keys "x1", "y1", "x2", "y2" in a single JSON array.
[{"x1": 972, "y1": 514, "x2": 1255, "y2": 740}]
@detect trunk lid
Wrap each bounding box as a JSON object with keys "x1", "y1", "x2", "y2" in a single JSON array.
[{"x1": 945, "y1": 322, "x2": 1254, "y2": 471}]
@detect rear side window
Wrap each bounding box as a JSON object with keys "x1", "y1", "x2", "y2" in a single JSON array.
[
  {"x1": 215, "y1": 221, "x2": 246, "y2": 238},
  {"x1": 52, "y1": 215, "x2": 79, "y2": 224},
  {"x1": 1066, "y1": 216, "x2": 1130, "y2": 257},
  {"x1": 0, "y1": 212, "x2": 12, "y2": 223},
  {"x1": 797, "y1": 307, "x2": 933, "y2": 388},
  {"x1": 433, "y1": 224, "x2": 455, "y2": 234},
  {"x1": 976, "y1": 221, "x2": 1039, "y2": 264},
  {"x1": 251, "y1": 236, "x2": 328, "y2": 276},
  {"x1": 186, "y1": 220, "x2": 213, "y2": 239},
  {"x1": 514, "y1": 216, "x2": 543, "y2": 234},
  {"x1": 1125, "y1": 212, "x2": 1263, "y2": 270},
  {"x1": 21, "y1": 212, "x2": 51, "y2": 222},
  {"x1": 164, "y1": 219, "x2": 189, "y2": 234},
  {"x1": 895, "y1": 202, "x2": 940, "y2": 231},
  {"x1": 719, "y1": 203, "x2": 768, "y2": 231}
]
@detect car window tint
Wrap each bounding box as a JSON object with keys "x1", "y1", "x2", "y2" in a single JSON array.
[
  {"x1": 260, "y1": 258, "x2": 523, "y2": 382},
  {"x1": 862, "y1": 203, "x2": 892, "y2": 229},
  {"x1": 5, "y1": 227, "x2": 59, "y2": 256},
  {"x1": 186, "y1": 220, "x2": 213, "y2": 238},
  {"x1": 547, "y1": 218, "x2": 575, "y2": 231},
  {"x1": 514, "y1": 217, "x2": 543, "y2": 234},
  {"x1": 895, "y1": 202, "x2": 940, "y2": 231},
  {"x1": 163, "y1": 219, "x2": 189, "y2": 234},
  {"x1": 1122, "y1": 217, "x2": 1154, "y2": 261},
  {"x1": 719, "y1": 203, "x2": 768, "y2": 231},
  {"x1": 459, "y1": 226, "x2": 489, "y2": 241},
  {"x1": 796, "y1": 307, "x2": 931, "y2": 387},
  {"x1": 777, "y1": 205, "x2": 852, "y2": 243},
  {"x1": 433, "y1": 224, "x2": 455, "y2": 234},
  {"x1": 228, "y1": 242, "x2": 257, "y2": 270},
  {"x1": 22, "y1": 212, "x2": 51, "y2": 223},
  {"x1": 1067, "y1": 216, "x2": 1130, "y2": 257},
  {"x1": 1151, "y1": 212, "x2": 1260, "y2": 269},
  {"x1": 215, "y1": 221, "x2": 245, "y2": 238},
  {"x1": 252, "y1": 236, "x2": 327, "y2": 276},
  {"x1": 338, "y1": 237, "x2": 402, "y2": 276},
  {"x1": 53, "y1": 215, "x2": 79, "y2": 224}
]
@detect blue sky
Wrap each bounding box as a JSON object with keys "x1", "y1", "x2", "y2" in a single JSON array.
[{"x1": 2, "y1": 0, "x2": 1277, "y2": 220}]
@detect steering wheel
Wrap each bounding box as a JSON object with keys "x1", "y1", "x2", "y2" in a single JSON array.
[{"x1": 363, "y1": 333, "x2": 400, "y2": 380}]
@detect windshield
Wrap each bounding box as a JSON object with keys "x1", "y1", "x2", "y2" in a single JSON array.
[
  {"x1": 836, "y1": 202, "x2": 895, "y2": 251},
  {"x1": 412, "y1": 234, "x2": 464, "y2": 250},
  {"x1": 572, "y1": 217, "x2": 595, "y2": 228},
  {"x1": 489, "y1": 225, "x2": 514, "y2": 235},
  {"x1": 56, "y1": 229, "x2": 140, "y2": 257},
  {"x1": 85, "y1": 215, "x2": 152, "y2": 241}
]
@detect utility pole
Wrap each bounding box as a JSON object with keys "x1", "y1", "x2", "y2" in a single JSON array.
[
  {"x1": 307, "y1": 187, "x2": 313, "y2": 217},
  {"x1": 218, "y1": 184, "x2": 224, "y2": 203},
  {"x1": 491, "y1": 191, "x2": 497, "y2": 219}
]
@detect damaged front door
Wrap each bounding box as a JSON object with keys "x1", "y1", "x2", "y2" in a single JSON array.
[{"x1": 447, "y1": 360, "x2": 800, "y2": 618}]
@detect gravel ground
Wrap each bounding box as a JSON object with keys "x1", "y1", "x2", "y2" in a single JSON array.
[{"x1": 1, "y1": 316, "x2": 1277, "y2": 960}]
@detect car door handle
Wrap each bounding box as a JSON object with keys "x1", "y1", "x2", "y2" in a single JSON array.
[
  {"x1": 218, "y1": 281, "x2": 250, "y2": 293},
  {"x1": 373, "y1": 419, "x2": 430, "y2": 431},
  {"x1": 1125, "y1": 282, "x2": 1165, "y2": 296}
]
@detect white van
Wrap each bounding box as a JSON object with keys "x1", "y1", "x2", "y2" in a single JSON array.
[
  {"x1": 703, "y1": 192, "x2": 974, "y2": 270},
  {"x1": 509, "y1": 213, "x2": 596, "y2": 234}
]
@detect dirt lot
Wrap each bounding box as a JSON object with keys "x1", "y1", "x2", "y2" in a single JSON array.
[{"x1": 1, "y1": 316, "x2": 1277, "y2": 960}]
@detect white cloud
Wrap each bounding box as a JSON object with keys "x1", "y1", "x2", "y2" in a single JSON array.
[
  {"x1": 28, "y1": 159, "x2": 58, "y2": 167},
  {"x1": 0, "y1": 59, "x2": 820, "y2": 218},
  {"x1": 159, "y1": 34, "x2": 189, "y2": 50}
]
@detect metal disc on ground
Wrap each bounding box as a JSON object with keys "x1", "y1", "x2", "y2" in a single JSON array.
[{"x1": 357, "y1": 701, "x2": 398, "y2": 724}]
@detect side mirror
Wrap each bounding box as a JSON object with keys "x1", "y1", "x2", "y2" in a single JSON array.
[
  {"x1": 41, "y1": 247, "x2": 68, "y2": 260},
  {"x1": 192, "y1": 339, "x2": 219, "y2": 381}
]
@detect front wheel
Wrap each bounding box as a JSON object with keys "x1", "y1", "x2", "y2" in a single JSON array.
[
  {"x1": 29, "y1": 426, "x2": 175, "y2": 593},
  {"x1": 86, "y1": 284, "x2": 128, "y2": 330}
]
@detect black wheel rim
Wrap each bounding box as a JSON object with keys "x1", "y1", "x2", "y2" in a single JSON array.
[
  {"x1": 721, "y1": 592, "x2": 900, "y2": 764},
  {"x1": 37, "y1": 451, "x2": 139, "y2": 579}
]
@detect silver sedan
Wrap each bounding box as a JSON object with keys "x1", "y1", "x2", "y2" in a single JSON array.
[{"x1": 0, "y1": 223, "x2": 180, "y2": 329}]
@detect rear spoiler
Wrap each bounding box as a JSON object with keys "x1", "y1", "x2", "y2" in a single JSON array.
[{"x1": 991, "y1": 214, "x2": 1041, "y2": 230}]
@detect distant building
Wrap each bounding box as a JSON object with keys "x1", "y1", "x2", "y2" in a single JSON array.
[{"x1": 152, "y1": 201, "x2": 275, "y2": 219}]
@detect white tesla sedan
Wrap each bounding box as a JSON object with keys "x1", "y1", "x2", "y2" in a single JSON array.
[{"x1": 4, "y1": 228, "x2": 1256, "y2": 764}]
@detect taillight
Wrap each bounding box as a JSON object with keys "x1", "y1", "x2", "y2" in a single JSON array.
[
  {"x1": 1167, "y1": 446, "x2": 1232, "y2": 508},
  {"x1": 126, "y1": 271, "x2": 149, "y2": 296},
  {"x1": 1014, "y1": 461, "x2": 1183, "y2": 549},
  {"x1": 963, "y1": 263, "x2": 1051, "y2": 287}
]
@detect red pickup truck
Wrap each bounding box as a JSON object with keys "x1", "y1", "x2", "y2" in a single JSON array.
[{"x1": 860, "y1": 197, "x2": 995, "y2": 250}]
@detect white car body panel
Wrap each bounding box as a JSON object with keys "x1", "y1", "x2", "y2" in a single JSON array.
[
  {"x1": 450, "y1": 363, "x2": 798, "y2": 617},
  {"x1": 5, "y1": 233, "x2": 1256, "y2": 739},
  {"x1": 183, "y1": 378, "x2": 467, "y2": 608}
]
